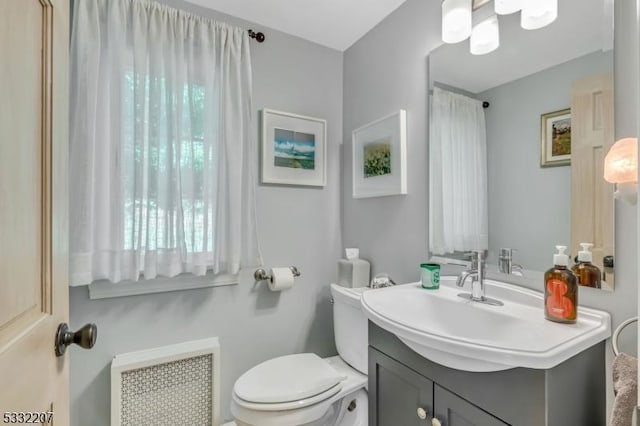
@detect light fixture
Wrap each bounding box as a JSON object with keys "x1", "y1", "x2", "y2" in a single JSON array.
[
  {"x1": 442, "y1": 0, "x2": 473, "y2": 44},
  {"x1": 494, "y1": 0, "x2": 523, "y2": 15},
  {"x1": 470, "y1": 15, "x2": 500, "y2": 55},
  {"x1": 441, "y1": 0, "x2": 558, "y2": 51},
  {"x1": 604, "y1": 137, "x2": 638, "y2": 205},
  {"x1": 521, "y1": 0, "x2": 558, "y2": 30}
]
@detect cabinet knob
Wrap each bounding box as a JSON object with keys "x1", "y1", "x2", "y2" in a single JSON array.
[
  {"x1": 417, "y1": 407, "x2": 427, "y2": 420},
  {"x1": 432, "y1": 418, "x2": 442, "y2": 426}
]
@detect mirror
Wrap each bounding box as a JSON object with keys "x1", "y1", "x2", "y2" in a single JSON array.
[{"x1": 428, "y1": 0, "x2": 615, "y2": 290}]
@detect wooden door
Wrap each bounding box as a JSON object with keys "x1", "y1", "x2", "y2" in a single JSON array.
[
  {"x1": 0, "y1": 0, "x2": 69, "y2": 423},
  {"x1": 571, "y1": 74, "x2": 615, "y2": 289}
]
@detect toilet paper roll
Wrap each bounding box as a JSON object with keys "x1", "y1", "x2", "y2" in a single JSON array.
[{"x1": 269, "y1": 267, "x2": 295, "y2": 291}]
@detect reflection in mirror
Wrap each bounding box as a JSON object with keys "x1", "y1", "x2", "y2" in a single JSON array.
[{"x1": 428, "y1": 0, "x2": 615, "y2": 290}]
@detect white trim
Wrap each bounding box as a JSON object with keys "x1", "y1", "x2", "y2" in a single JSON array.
[
  {"x1": 111, "y1": 337, "x2": 221, "y2": 426},
  {"x1": 88, "y1": 272, "x2": 238, "y2": 300}
]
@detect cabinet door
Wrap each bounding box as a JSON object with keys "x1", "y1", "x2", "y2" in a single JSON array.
[
  {"x1": 433, "y1": 385, "x2": 509, "y2": 426},
  {"x1": 369, "y1": 348, "x2": 434, "y2": 426}
]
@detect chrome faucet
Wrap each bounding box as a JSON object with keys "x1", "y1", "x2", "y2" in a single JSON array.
[
  {"x1": 497, "y1": 248, "x2": 523, "y2": 275},
  {"x1": 456, "y1": 251, "x2": 503, "y2": 306}
]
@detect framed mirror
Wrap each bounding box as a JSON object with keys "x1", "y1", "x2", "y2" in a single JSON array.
[{"x1": 428, "y1": 0, "x2": 615, "y2": 290}]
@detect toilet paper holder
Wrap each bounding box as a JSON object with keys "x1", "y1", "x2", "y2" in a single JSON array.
[{"x1": 254, "y1": 266, "x2": 301, "y2": 282}]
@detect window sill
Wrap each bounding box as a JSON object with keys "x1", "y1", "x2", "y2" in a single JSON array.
[{"x1": 87, "y1": 272, "x2": 238, "y2": 300}]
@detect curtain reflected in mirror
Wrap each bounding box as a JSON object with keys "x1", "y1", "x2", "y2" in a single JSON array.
[{"x1": 429, "y1": 87, "x2": 488, "y2": 256}]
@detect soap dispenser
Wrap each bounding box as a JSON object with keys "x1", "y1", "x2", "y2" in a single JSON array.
[
  {"x1": 571, "y1": 243, "x2": 602, "y2": 289},
  {"x1": 544, "y1": 245, "x2": 578, "y2": 324}
]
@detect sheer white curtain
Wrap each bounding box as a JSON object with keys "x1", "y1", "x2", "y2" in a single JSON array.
[
  {"x1": 429, "y1": 87, "x2": 488, "y2": 255},
  {"x1": 69, "y1": 0, "x2": 262, "y2": 285}
]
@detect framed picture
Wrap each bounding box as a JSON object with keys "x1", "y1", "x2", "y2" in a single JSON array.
[
  {"x1": 261, "y1": 109, "x2": 327, "y2": 186},
  {"x1": 352, "y1": 110, "x2": 407, "y2": 198},
  {"x1": 541, "y1": 108, "x2": 571, "y2": 167}
]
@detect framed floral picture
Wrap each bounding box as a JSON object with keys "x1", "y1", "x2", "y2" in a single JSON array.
[
  {"x1": 541, "y1": 108, "x2": 571, "y2": 167},
  {"x1": 352, "y1": 110, "x2": 407, "y2": 198},
  {"x1": 261, "y1": 109, "x2": 327, "y2": 186}
]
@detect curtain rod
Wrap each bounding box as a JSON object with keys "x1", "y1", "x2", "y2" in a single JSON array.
[
  {"x1": 428, "y1": 89, "x2": 490, "y2": 108},
  {"x1": 248, "y1": 29, "x2": 265, "y2": 43}
]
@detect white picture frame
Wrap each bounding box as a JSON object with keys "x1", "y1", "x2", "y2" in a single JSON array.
[
  {"x1": 261, "y1": 109, "x2": 327, "y2": 187},
  {"x1": 352, "y1": 110, "x2": 407, "y2": 198}
]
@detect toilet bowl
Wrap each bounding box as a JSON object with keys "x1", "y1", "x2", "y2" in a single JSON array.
[{"x1": 229, "y1": 284, "x2": 369, "y2": 426}]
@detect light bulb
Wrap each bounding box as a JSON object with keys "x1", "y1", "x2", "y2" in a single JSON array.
[
  {"x1": 442, "y1": 0, "x2": 472, "y2": 44},
  {"x1": 470, "y1": 15, "x2": 500, "y2": 55},
  {"x1": 521, "y1": 0, "x2": 557, "y2": 30},
  {"x1": 494, "y1": 0, "x2": 523, "y2": 15}
]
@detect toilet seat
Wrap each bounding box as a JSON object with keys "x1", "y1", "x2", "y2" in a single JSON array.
[
  {"x1": 234, "y1": 353, "x2": 346, "y2": 405},
  {"x1": 233, "y1": 382, "x2": 342, "y2": 411},
  {"x1": 231, "y1": 356, "x2": 368, "y2": 426}
]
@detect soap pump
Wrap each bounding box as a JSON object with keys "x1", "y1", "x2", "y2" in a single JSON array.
[
  {"x1": 544, "y1": 245, "x2": 578, "y2": 324},
  {"x1": 572, "y1": 243, "x2": 602, "y2": 289}
]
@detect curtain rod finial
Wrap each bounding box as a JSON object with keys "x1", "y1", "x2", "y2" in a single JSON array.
[{"x1": 248, "y1": 29, "x2": 265, "y2": 43}]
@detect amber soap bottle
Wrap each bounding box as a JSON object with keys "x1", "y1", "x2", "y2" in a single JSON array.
[
  {"x1": 572, "y1": 243, "x2": 602, "y2": 289},
  {"x1": 544, "y1": 245, "x2": 578, "y2": 324}
]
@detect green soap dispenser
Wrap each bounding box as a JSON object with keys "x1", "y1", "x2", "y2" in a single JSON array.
[
  {"x1": 544, "y1": 245, "x2": 578, "y2": 324},
  {"x1": 572, "y1": 243, "x2": 602, "y2": 289}
]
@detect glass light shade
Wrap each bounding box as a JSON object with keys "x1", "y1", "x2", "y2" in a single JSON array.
[
  {"x1": 494, "y1": 0, "x2": 523, "y2": 15},
  {"x1": 442, "y1": 0, "x2": 472, "y2": 44},
  {"x1": 521, "y1": 0, "x2": 557, "y2": 30},
  {"x1": 470, "y1": 15, "x2": 500, "y2": 55},
  {"x1": 604, "y1": 138, "x2": 638, "y2": 184}
]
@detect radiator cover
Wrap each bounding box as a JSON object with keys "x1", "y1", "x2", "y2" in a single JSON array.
[{"x1": 111, "y1": 338, "x2": 220, "y2": 426}]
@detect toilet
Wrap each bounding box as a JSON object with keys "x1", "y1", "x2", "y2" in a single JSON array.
[{"x1": 229, "y1": 284, "x2": 369, "y2": 426}]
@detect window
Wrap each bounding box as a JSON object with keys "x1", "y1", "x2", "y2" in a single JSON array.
[
  {"x1": 69, "y1": 0, "x2": 261, "y2": 294},
  {"x1": 121, "y1": 74, "x2": 212, "y2": 254}
]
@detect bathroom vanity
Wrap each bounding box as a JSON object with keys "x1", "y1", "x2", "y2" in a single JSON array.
[
  {"x1": 362, "y1": 278, "x2": 611, "y2": 426},
  {"x1": 369, "y1": 323, "x2": 605, "y2": 426}
]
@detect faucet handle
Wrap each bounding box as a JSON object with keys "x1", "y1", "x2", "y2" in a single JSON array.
[
  {"x1": 465, "y1": 250, "x2": 485, "y2": 267},
  {"x1": 499, "y1": 248, "x2": 515, "y2": 259}
]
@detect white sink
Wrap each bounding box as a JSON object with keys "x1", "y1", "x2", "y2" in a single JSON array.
[{"x1": 361, "y1": 276, "x2": 611, "y2": 372}]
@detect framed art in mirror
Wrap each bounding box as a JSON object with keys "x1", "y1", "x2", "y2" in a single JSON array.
[
  {"x1": 541, "y1": 108, "x2": 572, "y2": 167},
  {"x1": 352, "y1": 110, "x2": 407, "y2": 198},
  {"x1": 261, "y1": 109, "x2": 327, "y2": 187}
]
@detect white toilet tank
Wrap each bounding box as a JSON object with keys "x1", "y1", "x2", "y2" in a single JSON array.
[{"x1": 330, "y1": 284, "x2": 369, "y2": 375}]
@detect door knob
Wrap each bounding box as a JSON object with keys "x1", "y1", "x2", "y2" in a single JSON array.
[{"x1": 55, "y1": 323, "x2": 97, "y2": 357}]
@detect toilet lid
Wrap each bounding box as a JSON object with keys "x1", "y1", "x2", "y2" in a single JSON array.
[{"x1": 234, "y1": 353, "x2": 346, "y2": 404}]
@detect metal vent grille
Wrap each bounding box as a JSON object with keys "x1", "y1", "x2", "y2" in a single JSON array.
[
  {"x1": 112, "y1": 338, "x2": 220, "y2": 426},
  {"x1": 120, "y1": 354, "x2": 213, "y2": 426}
]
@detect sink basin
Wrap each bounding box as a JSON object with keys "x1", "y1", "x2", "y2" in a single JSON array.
[{"x1": 361, "y1": 276, "x2": 611, "y2": 372}]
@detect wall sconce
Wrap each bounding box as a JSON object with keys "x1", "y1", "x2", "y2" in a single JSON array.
[{"x1": 604, "y1": 137, "x2": 638, "y2": 205}]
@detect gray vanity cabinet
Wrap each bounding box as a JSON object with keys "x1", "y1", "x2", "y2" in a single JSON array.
[
  {"x1": 370, "y1": 348, "x2": 507, "y2": 426},
  {"x1": 369, "y1": 322, "x2": 606, "y2": 426},
  {"x1": 433, "y1": 384, "x2": 507, "y2": 426},
  {"x1": 370, "y1": 348, "x2": 434, "y2": 424}
]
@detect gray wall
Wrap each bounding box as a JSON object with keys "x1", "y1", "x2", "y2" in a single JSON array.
[
  {"x1": 68, "y1": 2, "x2": 343, "y2": 424},
  {"x1": 480, "y1": 51, "x2": 614, "y2": 271},
  {"x1": 342, "y1": 0, "x2": 442, "y2": 282},
  {"x1": 343, "y1": 0, "x2": 638, "y2": 358}
]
